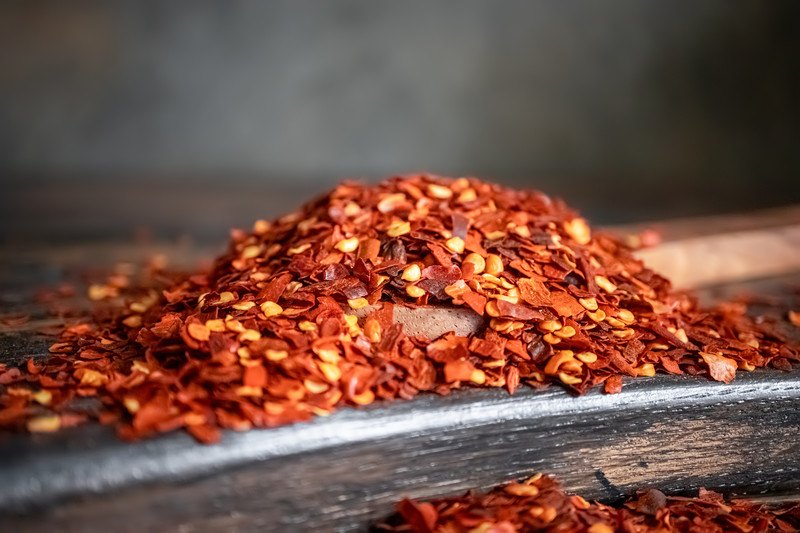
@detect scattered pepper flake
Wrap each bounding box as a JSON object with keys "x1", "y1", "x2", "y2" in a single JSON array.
[{"x1": 378, "y1": 474, "x2": 800, "y2": 533}]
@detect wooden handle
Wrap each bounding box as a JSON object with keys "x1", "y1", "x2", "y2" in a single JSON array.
[{"x1": 635, "y1": 224, "x2": 800, "y2": 290}]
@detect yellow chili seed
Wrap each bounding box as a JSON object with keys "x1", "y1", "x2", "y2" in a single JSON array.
[
  {"x1": 545, "y1": 350, "x2": 574, "y2": 375},
  {"x1": 241, "y1": 245, "x2": 262, "y2": 259},
  {"x1": 237, "y1": 347, "x2": 252, "y2": 359},
  {"x1": 335, "y1": 237, "x2": 360, "y2": 253},
  {"x1": 364, "y1": 318, "x2": 382, "y2": 343},
  {"x1": 587, "y1": 309, "x2": 606, "y2": 322},
  {"x1": 303, "y1": 380, "x2": 330, "y2": 394},
  {"x1": 427, "y1": 183, "x2": 453, "y2": 199},
  {"x1": 594, "y1": 275, "x2": 617, "y2": 293},
  {"x1": 187, "y1": 323, "x2": 211, "y2": 341},
  {"x1": 612, "y1": 328, "x2": 635, "y2": 339},
  {"x1": 377, "y1": 193, "x2": 407, "y2": 214},
  {"x1": 27, "y1": 415, "x2": 61, "y2": 433},
  {"x1": 298, "y1": 320, "x2": 318, "y2": 332},
  {"x1": 351, "y1": 389, "x2": 375, "y2": 405},
  {"x1": 554, "y1": 325, "x2": 576, "y2": 338},
  {"x1": 32, "y1": 390, "x2": 52, "y2": 406},
  {"x1": 617, "y1": 309, "x2": 635, "y2": 323},
  {"x1": 636, "y1": 363, "x2": 656, "y2": 377},
  {"x1": 236, "y1": 386, "x2": 263, "y2": 397},
  {"x1": 543, "y1": 333, "x2": 561, "y2": 345},
  {"x1": 575, "y1": 352, "x2": 598, "y2": 364},
  {"x1": 401, "y1": 263, "x2": 421, "y2": 282},
  {"x1": 481, "y1": 273, "x2": 503, "y2": 285},
  {"x1": 458, "y1": 188, "x2": 477, "y2": 202},
  {"x1": 122, "y1": 315, "x2": 142, "y2": 328},
  {"x1": 287, "y1": 243, "x2": 312, "y2": 255},
  {"x1": 238, "y1": 329, "x2": 262, "y2": 342},
  {"x1": 386, "y1": 220, "x2": 411, "y2": 237},
  {"x1": 123, "y1": 397, "x2": 140, "y2": 414},
  {"x1": 347, "y1": 297, "x2": 370, "y2": 309},
  {"x1": 313, "y1": 345, "x2": 340, "y2": 363},
  {"x1": 469, "y1": 369, "x2": 487, "y2": 385},
  {"x1": 538, "y1": 320, "x2": 563, "y2": 332},
  {"x1": 489, "y1": 318, "x2": 512, "y2": 332},
  {"x1": 406, "y1": 285, "x2": 426, "y2": 298},
  {"x1": 563, "y1": 217, "x2": 592, "y2": 245},
  {"x1": 485, "y1": 254, "x2": 504, "y2": 275},
  {"x1": 505, "y1": 483, "x2": 540, "y2": 497},
  {"x1": 445, "y1": 236, "x2": 465, "y2": 254},
  {"x1": 343, "y1": 201, "x2": 361, "y2": 217},
  {"x1": 494, "y1": 293, "x2": 520, "y2": 304},
  {"x1": 578, "y1": 297, "x2": 598, "y2": 311},
  {"x1": 318, "y1": 362, "x2": 342, "y2": 382},
  {"x1": 129, "y1": 301, "x2": 150, "y2": 313},
  {"x1": 444, "y1": 280, "x2": 469, "y2": 298},
  {"x1": 260, "y1": 301, "x2": 283, "y2": 317},
  {"x1": 514, "y1": 225, "x2": 531, "y2": 238},
  {"x1": 605, "y1": 317, "x2": 626, "y2": 328},
  {"x1": 571, "y1": 495, "x2": 591, "y2": 510},
  {"x1": 252, "y1": 219, "x2": 270, "y2": 234},
  {"x1": 558, "y1": 372, "x2": 582, "y2": 385},
  {"x1": 265, "y1": 349, "x2": 289, "y2": 361}
]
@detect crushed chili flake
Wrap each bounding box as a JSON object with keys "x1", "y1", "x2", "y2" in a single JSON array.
[
  {"x1": 377, "y1": 474, "x2": 800, "y2": 532},
  {"x1": 0, "y1": 174, "x2": 798, "y2": 443}
]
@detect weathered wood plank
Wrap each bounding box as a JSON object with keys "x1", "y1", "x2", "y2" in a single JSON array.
[
  {"x1": 1, "y1": 370, "x2": 799, "y2": 532},
  {"x1": 0, "y1": 209, "x2": 799, "y2": 532}
]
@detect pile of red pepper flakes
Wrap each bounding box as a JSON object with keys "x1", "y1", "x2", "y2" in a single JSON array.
[
  {"x1": 0, "y1": 174, "x2": 798, "y2": 443},
  {"x1": 377, "y1": 474, "x2": 800, "y2": 533}
]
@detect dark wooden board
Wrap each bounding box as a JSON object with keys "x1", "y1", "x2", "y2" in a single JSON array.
[
  {"x1": 1, "y1": 369, "x2": 800, "y2": 533},
  {"x1": 1, "y1": 227, "x2": 799, "y2": 531}
]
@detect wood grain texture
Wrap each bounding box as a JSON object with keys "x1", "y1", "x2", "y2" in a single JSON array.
[{"x1": 1, "y1": 371, "x2": 799, "y2": 532}]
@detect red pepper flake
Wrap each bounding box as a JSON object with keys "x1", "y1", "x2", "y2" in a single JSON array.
[
  {"x1": 243, "y1": 365, "x2": 267, "y2": 388},
  {"x1": 0, "y1": 174, "x2": 796, "y2": 443},
  {"x1": 495, "y1": 300, "x2": 543, "y2": 321},
  {"x1": 603, "y1": 375, "x2": 623, "y2": 394},
  {"x1": 699, "y1": 351, "x2": 738, "y2": 384},
  {"x1": 549, "y1": 291, "x2": 585, "y2": 318},
  {"x1": 461, "y1": 290, "x2": 487, "y2": 315},
  {"x1": 378, "y1": 474, "x2": 800, "y2": 532},
  {"x1": 518, "y1": 278, "x2": 552, "y2": 307},
  {"x1": 443, "y1": 360, "x2": 475, "y2": 383},
  {"x1": 395, "y1": 499, "x2": 438, "y2": 533}
]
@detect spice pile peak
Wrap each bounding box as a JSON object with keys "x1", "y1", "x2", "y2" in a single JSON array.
[{"x1": 0, "y1": 174, "x2": 796, "y2": 442}]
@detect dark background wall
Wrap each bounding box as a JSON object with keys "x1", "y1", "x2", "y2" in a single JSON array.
[{"x1": 1, "y1": 1, "x2": 799, "y2": 242}]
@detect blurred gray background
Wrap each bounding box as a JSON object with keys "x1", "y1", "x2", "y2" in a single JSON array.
[{"x1": 1, "y1": 0, "x2": 799, "y2": 243}]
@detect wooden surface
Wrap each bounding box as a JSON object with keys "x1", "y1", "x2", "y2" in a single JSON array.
[
  {"x1": 1, "y1": 209, "x2": 799, "y2": 532},
  {"x1": 2, "y1": 367, "x2": 800, "y2": 532}
]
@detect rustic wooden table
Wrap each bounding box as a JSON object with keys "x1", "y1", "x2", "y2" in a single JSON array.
[{"x1": 1, "y1": 207, "x2": 799, "y2": 532}]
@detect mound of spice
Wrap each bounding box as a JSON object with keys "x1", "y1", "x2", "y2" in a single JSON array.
[
  {"x1": 377, "y1": 474, "x2": 800, "y2": 532},
  {"x1": 0, "y1": 174, "x2": 797, "y2": 442}
]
